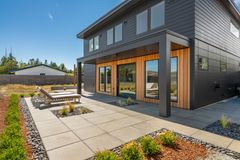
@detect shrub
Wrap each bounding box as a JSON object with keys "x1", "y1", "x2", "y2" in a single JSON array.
[
  {"x1": 68, "y1": 103, "x2": 75, "y2": 113},
  {"x1": 219, "y1": 115, "x2": 230, "y2": 129},
  {"x1": 95, "y1": 150, "x2": 119, "y2": 160},
  {"x1": 159, "y1": 131, "x2": 176, "y2": 147},
  {"x1": 29, "y1": 93, "x2": 35, "y2": 97},
  {"x1": 20, "y1": 94, "x2": 24, "y2": 98},
  {"x1": 140, "y1": 136, "x2": 160, "y2": 156},
  {"x1": 60, "y1": 106, "x2": 68, "y2": 116},
  {"x1": 0, "y1": 94, "x2": 26, "y2": 160},
  {"x1": 117, "y1": 99, "x2": 127, "y2": 107},
  {"x1": 121, "y1": 141, "x2": 144, "y2": 160},
  {"x1": 79, "y1": 107, "x2": 90, "y2": 114},
  {"x1": 127, "y1": 97, "x2": 134, "y2": 105}
]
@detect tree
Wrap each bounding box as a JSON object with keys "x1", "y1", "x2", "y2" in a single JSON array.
[{"x1": 59, "y1": 63, "x2": 67, "y2": 72}]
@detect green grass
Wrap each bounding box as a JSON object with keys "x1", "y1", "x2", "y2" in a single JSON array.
[{"x1": 0, "y1": 94, "x2": 26, "y2": 160}]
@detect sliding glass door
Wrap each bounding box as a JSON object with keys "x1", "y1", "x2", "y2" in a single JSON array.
[
  {"x1": 117, "y1": 63, "x2": 136, "y2": 99},
  {"x1": 99, "y1": 66, "x2": 111, "y2": 93}
]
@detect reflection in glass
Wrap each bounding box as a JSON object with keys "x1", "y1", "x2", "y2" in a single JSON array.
[
  {"x1": 171, "y1": 57, "x2": 178, "y2": 102},
  {"x1": 145, "y1": 60, "x2": 159, "y2": 98},
  {"x1": 106, "y1": 66, "x2": 111, "y2": 92},
  {"x1": 99, "y1": 67, "x2": 105, "y2": 92},
  {"x1": 118, "y1": 64, "x2": 136, "y2": 99}
]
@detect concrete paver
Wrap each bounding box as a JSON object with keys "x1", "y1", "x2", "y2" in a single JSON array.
[{"x1": 73, "y1": 125, "x2": 105, "y2": 140}]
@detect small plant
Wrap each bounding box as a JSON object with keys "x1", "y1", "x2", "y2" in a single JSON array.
[
  {"x1": 29, "y1": 93, "x2": 35, "y2": 97},
  {"x1": 219, "y1": 115, "x2": 230, "y2": 129},
  {"x1": 95, "y1": 150, "x2": 119, "y2": 160},
  {"x1": 60, "y1": 106, "x2": 68, "y2": 116},
  {"x1": 68, "y1": 103, "x2": 75, "y2": 113},
  {"x1": 118, "y1": 99, "x2": 127, "y2": 107},
  {"x1": 20, "y1": 94, "x2": 24, "y2": 98},
  {"x1": 121, "y1": 141, "x2": 144, "y2": 160},
  {"x1": 79, "y1": 107, "x2": 89, "y2": 114},
  {"x1": 140, "y1": 136, "x2": 160, "y2": 156},
  {"x1": 159, "y1": 131, "x2": 176, "y2": 147},
  {"x1": 127, "y1": 97, "x2": 134, "y2": 105}
]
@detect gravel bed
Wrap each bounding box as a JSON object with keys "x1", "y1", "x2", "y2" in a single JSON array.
[
  {"x1": 51, "y1": 106, "x2": 93, "y2": 118},
  {"x1": 88, "y1": 128, "x2": 240, "y2": 160},
  {"x1": 204, "y1": 121, "x2": 240, "y2": 141},
  {"x1": 21, "y1": 98, "x2": 49, "y2": 160}
]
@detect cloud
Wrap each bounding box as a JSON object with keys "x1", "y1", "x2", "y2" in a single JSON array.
[
  {"x1": 48, "y1": 13, "x2": 54, "y2": 21},
  {"x1": 234, "y1": 0, "x2": 240, "y2": 5}
]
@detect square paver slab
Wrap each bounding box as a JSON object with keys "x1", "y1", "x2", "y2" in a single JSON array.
[
  {"x1": 42, "y1": 131, "x2": 80, "y2": 151},
  {"x1": 110, "y1": 126, "x2": 145, "y2": 143},
  {"x1": 84, "y1": 133, "x2": 123, "y2": 152},
  {"x1": 74, "y1": 126, "x2": 105, "y2": 140},
  {"x1": 228, "y1": 140, "x2": 240, "y2": 153},
  {"x1": 61, "y1": 116, "x2": 93, "y2": 130},
  {"x1": 47, "y1": 142, "x2": 94, "y2": 160}
]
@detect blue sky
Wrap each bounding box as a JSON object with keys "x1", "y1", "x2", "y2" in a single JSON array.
[
  {"x1": 0, "y1": 0, "x2": 240, "y2": 70},
  {"x1": 0, "y1": 0, "x2": 121, "y2": 69}
]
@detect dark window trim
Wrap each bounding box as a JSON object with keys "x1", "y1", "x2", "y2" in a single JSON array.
[
  {"x1": 198, "y1": 56, "x2": 209, "y2": 71},
  {"x1": 144, "y1": 59, "x2": 159, "y2": 99},
  {"x1": 107, "y1": 23, "x2": 123, "y2": 46},
  {"x1": 136, "y1": 9, "x2": 149, "y2": 35},
  {"x1": 89, "y1": 35, "x2": 100, "y2": 52},
  {"x1": 171, "y1": 56, "x2": 178, "y2": 103},
  {"x1": 150, "y1": 0, "x2": 165, "y2": 30}
]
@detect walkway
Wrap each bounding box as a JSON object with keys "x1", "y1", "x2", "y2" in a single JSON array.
[{"x1": 25, "y1": 92, "x2": 240, "y2": 160}]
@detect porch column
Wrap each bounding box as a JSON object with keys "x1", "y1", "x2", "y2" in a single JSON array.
[
  {"x1": 77, "y1": 62, "x2": 82, "y2": 94},
  {"x1": 159, "y1": 34, "x2": 171, "y2": 117}
]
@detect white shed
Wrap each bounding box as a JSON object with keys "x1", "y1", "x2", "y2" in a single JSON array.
[{"x1": 14, "y1": 65, "x2": 66, "y2": 76}]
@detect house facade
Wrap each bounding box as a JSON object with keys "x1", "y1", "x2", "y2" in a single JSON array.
[{"x1": 77, "y1": 0, "x2": 240, "y2": 116}]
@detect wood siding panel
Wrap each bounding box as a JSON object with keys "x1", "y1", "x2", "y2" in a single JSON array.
[{"x1": 96, "y1": 49, "x2": 190, "y2": 109}]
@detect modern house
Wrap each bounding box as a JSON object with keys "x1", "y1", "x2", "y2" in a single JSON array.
[
  {"x1": 77, "y1": 0, "x2": 240, "y2": 117},
  {"x1": 12, "y1": 64, "x2": 66, "y2": 76}
]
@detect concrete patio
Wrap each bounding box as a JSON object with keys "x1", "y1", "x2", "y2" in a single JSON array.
[{"x1": 25, "y1": 91, "x2": 240, "y2": 160}]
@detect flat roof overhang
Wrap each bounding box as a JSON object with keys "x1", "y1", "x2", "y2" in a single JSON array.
[{"x1": 77, "y1": 30, "x2": 190, "y2": 64}]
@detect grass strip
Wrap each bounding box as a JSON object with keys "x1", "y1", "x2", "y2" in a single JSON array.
[{"x1": 0, "y1": 94, "x2": 26, "y2": 160}]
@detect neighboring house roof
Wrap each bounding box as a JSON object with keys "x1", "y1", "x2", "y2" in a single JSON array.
[
  {"x1": 77, "y1": 0, "x2": 240, "y2": 39},
  {"x1": 11, "y1": 64, "x2": 66, "y2": 73}
]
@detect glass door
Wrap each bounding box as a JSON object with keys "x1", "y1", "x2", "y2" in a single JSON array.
[
  {"x1": 117, "y1": 63, "x2": 136, "y2": 99},
  {"x1": 171, "y1": 57, "x2": 178, "y2": 102}
]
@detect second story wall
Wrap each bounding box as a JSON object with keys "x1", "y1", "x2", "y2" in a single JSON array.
[
  {"x1": 83, "y1": 0, "x2": 195, "y2": 57},
  {"x1": 195, "y1": 0, "x2": 240, "y2": 57}
]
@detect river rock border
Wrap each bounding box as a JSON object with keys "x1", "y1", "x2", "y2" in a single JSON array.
[{"x1": 21, "y1": 98, "x2": 49, "y2": 160}]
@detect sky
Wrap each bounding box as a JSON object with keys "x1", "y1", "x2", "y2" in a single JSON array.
[
  {"x1": 0, "y1": 0, "x2": 240, "y2": 70},
  {"x1": 0, "y1": 0, "x2": 122, "y2": 69}
]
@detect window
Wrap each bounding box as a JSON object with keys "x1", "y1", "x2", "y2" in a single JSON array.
[
  {"x1": 230, "y1": 22, "x2": 239, "y2": 38},
  {"x1": 99, "y1": 66, "x2": 111, "y2": 92},
  {"x1": 220, "y1": 61, "x2": 227, "y2": 72},
  {"x1": 145, "y1": 60, "x2": 158, "y2": 98},
  {"x1": 136, "y1": 10, "x2": 148, "y2": 34},
  {"x1": 151, "y1": 1, "x2": 165, "y2": 29},
  {"x1": 40, "y1": 73, "x2": 45, "y2": 76},
  {"x1": 115, "y1": 23, "x2": 123, "y2": 42},
  {"x1": 198, "y1": 56, "x2": 209, "y2": 71},
  {"x1": 107, "y1": 28, "x2": 114, "y2": 45},
  {"x1": 171, "y1": 57, "x2": 178, "y2": 102},
  {"x1": 94, "y1": 36, "x2": 99, "y2": 50},
  {"x1": 89, "y1": 38, "x2": 94, "y2": 52}
]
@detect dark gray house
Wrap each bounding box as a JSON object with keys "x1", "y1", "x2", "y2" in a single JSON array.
[{"x1": 77, "y1": 0, "x2": 240, "y2": 117}]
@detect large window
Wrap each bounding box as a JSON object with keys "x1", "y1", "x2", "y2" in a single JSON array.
[
  {"x1": 171, "y1": 57, "x2": 178, "y2": 102},
  {"x1": 99, "y1": 66, "x2": 111, "y2": 92},
  {"x1": 107, "y1": 28, "x2": 114, "y2": 45},
  {"x1": 151, "y1": 1, "x2": 165, "y2": 29},
  {"x1": 230, "y1": 22, "x2": 239, "y2": 38},
  {"x1": 198, "y1": 56, "x2": 209, "y2": 71},
  {"x1": 115, "y1": 23, "x2": 123, "y2": 42},
  {"x1": 136, "y1": 10, "x2": 148, "y2": 34},
  {"x1": 94, "y1": 36, "x2": 99, "y2": 50},
  {"x1": 89, "y1": 38, "x2": 94, "y2": 52},
  {"x1": 145, "y1": 60, "x2": 159, "y2": 98}
]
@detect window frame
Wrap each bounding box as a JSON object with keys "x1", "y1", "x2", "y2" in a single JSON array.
[
  {"x1": 107, "y1": 28, "x2": 114, "y2": 46},
  {"x1": 220, "y1": 60, "x2": 227, "y2": 72},
  {"x1": 170, "y1": 57, "x2": 178, "y2": 102},
  {"x1": 114, "y1": 23, "x2": 123, "y2": 43},
  {"x1": 99, "y1": 66, "x2": 111, "y2": 93},
  {"x1": 150, "y1": 1, "x2": 165, "y2": 30},
  {"x1": 94, "y1": 36, "x2": 100, "y2": 50},
  {"x1": 144, "y1": 59, "x2": 159, "y2": 99},
  {"x1": 89, "y1": 38, "x2": 94, "y2": 52},
  {"x1": 136, "y1": 10, "x2": 148, "y2": 35},
  {"x1": 230, "y1": 22, "x2": 239, "y2": 38},
  {"x1": 198, "y1": 56, "x2": 209, "y2": 71}
]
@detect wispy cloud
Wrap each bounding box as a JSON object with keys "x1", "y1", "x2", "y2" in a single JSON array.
[
  {"x1": 234, "y1": 0, "x2": 240, "y2": 5},
  {"x1": 48, "y1": 13, "x2": 54, "y2": 21}
]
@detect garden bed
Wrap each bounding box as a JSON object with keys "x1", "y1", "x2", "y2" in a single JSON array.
[
  {"x1": 108, "y1": 98, "x2": 138, "y2": 107},
  {"x1": 204, "y1": 120, "x2": 240, "y2": 141},
  {"x1": 89, "y1": 129, "x2": 240, "y2": 160},
  {"x1": 51, "y1": 106, "x2": 93, "y2": 118}
]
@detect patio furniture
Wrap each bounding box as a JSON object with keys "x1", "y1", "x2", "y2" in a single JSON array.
[{"x1": 38, "y1": 87, "x2": 81, "y2": 105}]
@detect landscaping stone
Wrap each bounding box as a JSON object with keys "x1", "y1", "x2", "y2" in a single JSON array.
[
  {"x1": 21, "y1": 98, "x2": 49, "y2": 160},
  {"x1": 203, "y1": 121, "x2": 240, "y2": 141}
]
